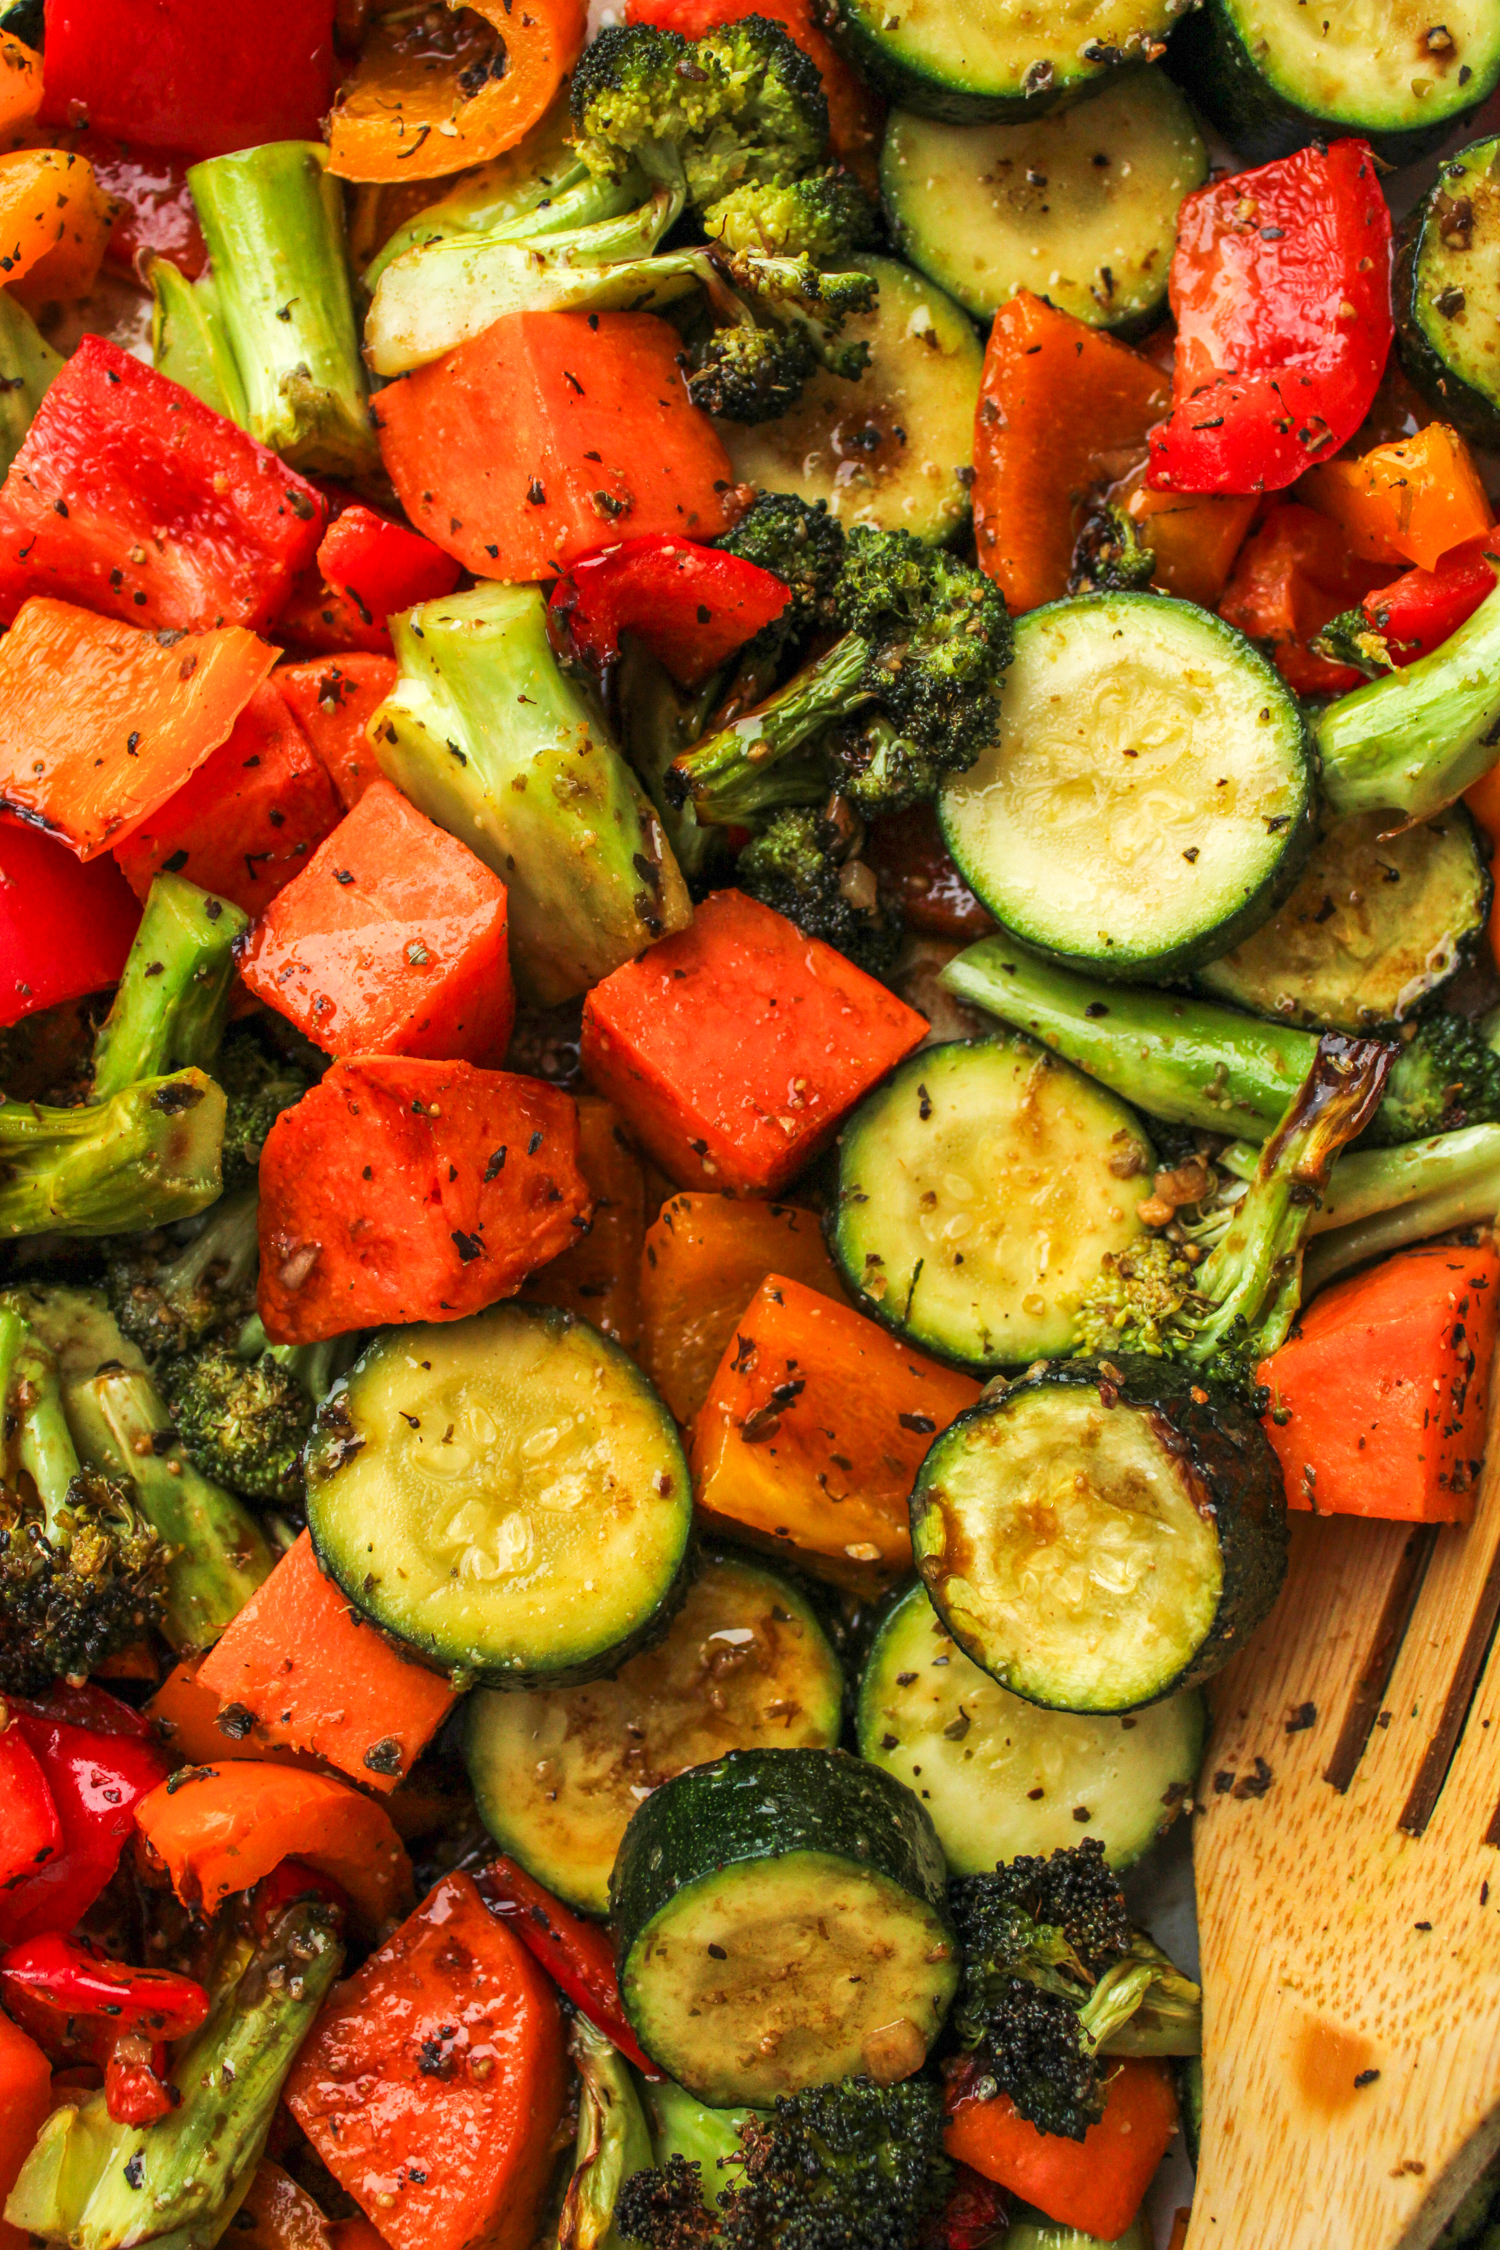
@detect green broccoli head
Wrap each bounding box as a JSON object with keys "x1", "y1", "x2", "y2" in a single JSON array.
[
  {"x1": 736, "y1": 805, "x2": 903, "y2": 975},
  {"x1": 1362, "y1": 1011, "x2": 1500, "y2": 1148},
  {"x1": 159, "y1": 1341, "x2": 315, "y2": 1512},
  {"x1": 0, "y1": 1468, "x2": 167, "y2": 1695},
  {"x1": 724, "y1": 250, "x2": 876, "y2": 381},
  {"x1": 1074, "y1": 1235, "x2": 1199, "y2": 1361},
  {"x1": 1070, "y1": 501, "x2": 1157, "y2": 596},
  {"x1": 949, "y1": 1839, "x2": 1134, "y2": 2143},
  {"x1": 215, "y1": 1023, "x2": 315, "y2": 1192},
  {"x1": 716, "y1": 493, "x2": 845, "y2": 646},
  {"x1": 105, "y1": 1185, "x2": 261, "y2": 1363},
  {"x1": 834, "y1": 529, "x2": 1013, "y2": 771},
  {"x1": 687, "y1": 317, "x2": 818, "y2": 423},
  {"x1": 702, "y1": 173, "x2": 877, "y2": 264},
  {"x1": 570, "y1": 17, "x2": 828, "y2": 209},
  {"x1": 616, "y1": 2077, "x2": 948, "y2": 2250}
]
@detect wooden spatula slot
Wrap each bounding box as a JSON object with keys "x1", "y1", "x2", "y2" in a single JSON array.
[{"x1": 1188, "y1": 1375, "x2": 1500, "y2": 2250}]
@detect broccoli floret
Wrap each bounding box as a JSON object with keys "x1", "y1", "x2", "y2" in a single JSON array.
[
  {"x1": 0, "y1": 1304, "x2": 167, "y2": 1693},
  {"x1": 702, "y1": 174, "x2": 877, "y2": 265},
  {"x1": 737, "y1": 805, "x2": 902, "y2": 974},
  {"x1": 716, "y1": 494, "x2": 846, "y2": 647},
  {"x1": 214, "y1": 1022, "x2": 315, "y2": 1190},
  {"x1": 1074, "y1": 1034, "x2": 1393, "y2": 1391},
  {"x1": 160, "y1": 1341, "x2": 315, "y2": 1511},
  {"x1": 569, "y1": 18, "x2": 828, "y2": 208},
  {"x1": 105, "y1": 1185, "x2": 261, "y2": 1362},
  {"x1": 616, "y1": 2077, "x2": 948, "y2": 2250},
  {"x1": 1070, "y1": 501, "x2": 1157, "y2": 595},
  {"x1": 669, "y1": 529, "x2": 1013, "y2": 823},
  {"x1": 1310, "y1": 607, "x2": 1393, "y2": 679},
  {"x1": 718, "y1": 250, "x2": 876, "y2": 381},
  {"x1": 949, "y1": 1841, "x2": 1199, "y2": 2144},
  {"x1": 687, "y1": 316, "x2": 818, "y2": 423},
  {"x1": 1360, "y1": 1012, "x2": 1500, "y2": 1148}
]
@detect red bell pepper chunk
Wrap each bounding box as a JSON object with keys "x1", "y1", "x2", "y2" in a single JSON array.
[
  {"x1": 275, "y1": 563, "x2": 395, "y2": 658},
  {"x1": 40, "y1": 0, "x2": 337, "y2": 161},
  {"x1": 0, "y1": 823, "x2": 140, "y2": 1029},
  {"x1": 316, "y1": 506, "x2": 462, "y2": 628},
  {"x1": 0, "y1": 1719, "x2": 63, "y2": 1891},
  {"x1": 63, "y1": 134, "x2": 207, "y2": 280},
  {"x1": 1362, "y1": 536, "x2": 1500, "y2": 665},
  {"x1": 922, "y1": 2164, "x2": 1010, "y2": 2250},
  {"x1": 549, "y1": 534, "x2": 790, "y2": 689},
  {"x1": 1218, "y1": 501, "x2": 1395, "y2": 697},
  {"x1": 103, "y1": 2036, "x2": 174, "y2": 2126},
  {"x1": 0, "y1": 1932, "x2": 210, "y2": 2040},
  {"x1": 1148, "y1": 140, "x2": 1394, "y2": 497},
  {"x1": 477, "y1": 1855, "x2": 660, "y2": 2078},
  {"x1": 275, "y1": 655, "x2": 396, "y2": 810},
  {"x1": 113, "y1": 678, "x2": 343, "y2": 914},
  {"x1": 0, "y1": 335, "x2": 327, "y2": 633},
  {"x1": 0, "y1": 1692, "x2": 168, "y2": 1947}
]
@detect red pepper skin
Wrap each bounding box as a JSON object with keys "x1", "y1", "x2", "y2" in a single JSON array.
[
  {"x1": 275, "y1": 566, "x2": 395, "y2": 658},
  {"x1": 0, "y1": 823, "x2": 140, "y2": 1030},
  {"x1": 477, "y1": 1857, "x2": 660, "y2": 2078},
  {"x1": 63, "y1": 135, "x2": 208, "y2": 280},
  {"x1": 40, "y1": 1, "x2": 337, "y2": 162},
  {"x1": 549, "y1": 534, "x2": 791, "y2": 689},
  {"x1": 1148, "y1": 141, "x2": 1394, "y2": 497},
  {"x1": 1362, "y1": 536, "x2": 1500, "y2": 664},
  {"x1": 1218, "y1": 501, "x2": 1394, "y2": 697},
  {"x1": 0, "y1": 335, "x2": 327, "y2": 634},
  {"x1": 0, "y1": 1723, "x2": 63, "y2": 1892},
  {"x1": 316, "y1": 506, "x2": 462, "y2": 627},
  {"x1": 922, "y1": 2163, "x2": 1009, "y2": 2250},
  {"x1": 103, "y1": 2034, "x2": 174, "y2": 2126},
  {"x1": 0, "y1": 1932, "x2": 210, "y2": 2039},
  {"x1": 0, "y1": 1701, "x2": 167, "y2": 1947},
  {"x1": 863, "y1": 806, "x2": 995, "y2": 943},
  {"x1": 250, "y1": 1856, "x2": 351, "y2": 1940}
]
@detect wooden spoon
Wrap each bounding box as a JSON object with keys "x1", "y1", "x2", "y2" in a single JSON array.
[{"x1": 1187, "y1": 1395, "x2": 1500, "y2": 2248}]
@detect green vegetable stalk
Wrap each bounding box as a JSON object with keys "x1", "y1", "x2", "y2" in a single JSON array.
[
  {"x1": 0, "y1": 286, "x2": 61, "y2": 480},
  {"x1": 0, "y1": 1073, "x2": 225, "y2": 1238},
  {"x1": 5, "y1": 1894, "x2": 344, "y2": 2250},
  {"x1": 146, "y1": 257, "x2": 247, "y2": 428},
  {"x1": 556, "y1": 2016, "x2": 655, "y2": 2250},
  {"x1": 91, "y1": 874, "x2": 247, "y2": 1102},
  {"x1": 371, "y1": 583, "x2": 692, "y2": 1006},
  {"x1": 185, "y1": 141, "x2": 377, "y2": 478},
  {"x1": 1316, "y1": 579, "x2": 1500, "y2": 823}
]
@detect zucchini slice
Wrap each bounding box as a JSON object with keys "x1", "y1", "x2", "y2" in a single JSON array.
[
  {"x1": 829, "y1": 0, "x2": 1189, "y2": 124},
  {"x1": 1195, "y1": 807, "x2": 1492, "y2": 1032},
  {"x1": 612, "y1": 1746, "x2": 958, "y2": 2105},
  {"x1": 718, "y1": 256, "x2": 981, "y2": 545},
  {"x1": 305, "y1": 1304, "x2": 692, "y2": 1687},
  {"x1": 857, "y1": 1580, "x2": 1205, "y2": 1871},
  {"x1": 1172, "y1": 0, "x2": 1500, "y2": 170},
  {"x1": 909, "y1": 1357, "x2": 1287, "y2": 1711},
  {"x1": 828, "y1": 1037, "x2": 1156, "y2": 1371},
  {"x1": 881, "y1": 73, "x2": 1205, "y2": 333},
  {"x1": 463, "y1": 1551, "x2": 843, "y2": 1915},
  {"x1": 1396, "y1": 136, "x2": 1500, "y2": 452},
  {"x1": 938, "y1": 594, "x2": 1316, "y2": 981}
]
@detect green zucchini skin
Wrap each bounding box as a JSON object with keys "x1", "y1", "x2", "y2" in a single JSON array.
[
  {"x1": 910, "y1": 1356, "x2": 1288, "y2": 1711},
  {"x1": 938, "y1": 595, "x2": 1317, "y2": 983},
  {"x1": 305, "y1": 1304, "x2": 693, "y2": 1690},
  {"x1": 1178, "y1": 2054, "x2": 1204, "y2": 2169},
  {"x1": 1395, "y1": 138, "x2": 1500, "y2": 453},
  {"x1": 1168, "y1": 0, "x2": 1500, "y2": 170},
  {"x1": 612, "y1": 1747, "x2": 958, "y2": 2105},
  {"x1": 829, "y1": 0, "x2": 1186, "y2": 125}
]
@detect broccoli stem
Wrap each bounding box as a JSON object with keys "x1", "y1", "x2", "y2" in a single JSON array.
[
  {"x1": 942, "y1": 939, "x2": 1314, "y2": 1140},
  {"x1": 1187, "y1": 1036, "x2": 1392, "y2": 1366},
  {"x1": 235, "y1": 1311, "x2": 359, "y2": 1405},
  {"x1": 1316, "y1": 579, "x2": 1500, "y2": 823},
  {"x1": 187, "y1": 141, "x2": 377, "y2": 479},
  {"x1": 615, "y1": 640, "x2": 732, "y2": 890},
  {"x1": 6, "y1": 1896, "x2": 344, "y2": 2250},
  {"x1": 0, "y1": 1073, "x2": 226, "y2": 1239},
  {"x1": 91, "y1": 875, "x2": 248, "y2": 1103},
  {"x1": 146, "y1": 255, "x2": 248, "y2": 427},
  {"x1": 5, "y1": 1318, "x2": 90, "y2": 1540},
  {"x1": 669, "y1": 635, "x2": 875, "y2": 823},
  {"x1": 0, "y1": 285, "x2": 60, "y2": 481},
  {"x1": 65, "y1": 1361, "x2": 272, "y2": 1649},
  {"x1": 364, "y1": 185, "x2": 692, "y2": 376}
]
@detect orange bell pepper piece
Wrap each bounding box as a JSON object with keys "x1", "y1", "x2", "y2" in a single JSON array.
[
  {"x1": 134, "y1": 1759, "x2": 413, "y2": 1933},
  {"x1": 690, "y1": 1272, "x2": 981, "y2": 1584},
  {"x1": 327, "y1": 0, "x2": 587, "y2": 183},
  {"x1": 640, "y1": 1191, "x2": 849, "y2": 1423},
  {"x1": 0, "y1": 37, "x2": 41, "y2": 138},
  {"x1": 520, "y1": 1095, "x2": 648, "y2": 1352},
  {"x1": 0, "y1": 2011, "x2": 52, "y2": 2250},
  {"x1": 0, "y1": 598, "x2": 277, "y2": 858},
  {"x1": 1119, "y1": 471, "x2": 1259, "y2": 608},
  {"x1": 274, "y1": 654, "x2": 396, "y2": 810},
  {"x1": 944, "y1": 2060, "x2": 1178, "y2": 2241},
  {"x1": 1301, "y1": 421, "x2": 1493, "y2": 573},
  {"x1": 973, "y1": 292, "x2": 1171, "y2": 615},
  {"x1": 0, "y1": 146, "x2": 109, "y2": 309}
]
